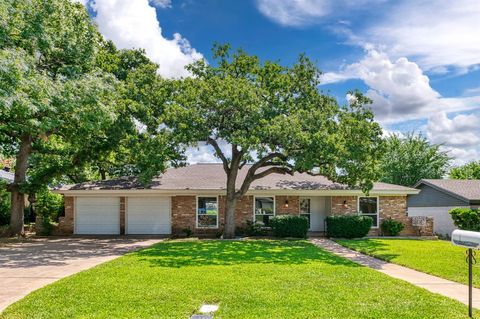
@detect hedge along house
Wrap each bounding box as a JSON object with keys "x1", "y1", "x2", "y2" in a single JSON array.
[{"x1": 54, "y1": 163, "x2": 431, "y2": 236}]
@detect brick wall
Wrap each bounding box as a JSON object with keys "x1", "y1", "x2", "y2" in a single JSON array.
[
  {"x1": 331, "y1": 196, "x2": 357, "y2": 215},
  {"x1": 58, "y1": 196, "x2": 74, "y2": 234},
  {"x1": 219, "y1": 195, "x2": 253, "y2": 228},
  {"x1": 373, "y1": 196, "x2": 433, "y2": 236},
  {"x1": 275, "y1": 196, "x2": 300, "y2": 215},
  {"x1": 171, "y1": 196, "x2": 196, "y2": 234}
]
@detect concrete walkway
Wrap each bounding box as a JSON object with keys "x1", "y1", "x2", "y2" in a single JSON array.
[
  {"x1": 311, "y1": 238, "x2": 480, "y2": 309},
  {"x1": 0, "y1": 237, "x2": 161, "y2": 312}
]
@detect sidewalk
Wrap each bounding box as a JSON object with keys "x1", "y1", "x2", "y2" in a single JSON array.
[{"x1": 311, "y1": 238, "x2": 480, "y2": 309}]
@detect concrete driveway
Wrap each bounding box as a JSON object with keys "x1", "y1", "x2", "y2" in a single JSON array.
[{"x1": 0, "y1": 237, "x2": 161, "y2": 312}]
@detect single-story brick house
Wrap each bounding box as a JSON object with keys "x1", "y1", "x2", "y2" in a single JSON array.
[
  {"x1": 54, "y1": 163, "x2": 432, "y2": 236},
  {"x1": 408, "y1": 179, "x2": 480, "y2": 237}
]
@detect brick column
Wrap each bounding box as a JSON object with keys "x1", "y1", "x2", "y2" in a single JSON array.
[
  {"x1": 58, "y1": 196, "x2": 74, "y2": 234},
  {"x1": 330, "y1": 196, "x2": 357, "y2": 215},
  {"x1": 275, "y1": 195, "x2": 300, "y2": 215}
]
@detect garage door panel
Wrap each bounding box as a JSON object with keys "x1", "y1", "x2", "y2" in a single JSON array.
[
  {"x1": 75, "y1": 197, "x2": 120, "y2": 235},
  {"x1": 127, "y1": 197, "x2": 171, "y2": 234}
]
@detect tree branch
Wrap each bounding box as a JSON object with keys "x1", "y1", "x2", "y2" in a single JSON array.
[
  {"x1": 207, "y1": 137, "x2": 229, "y2": 173},
  {"x1": 251, "y1": 166, "x2": 293, "y2": 181}
]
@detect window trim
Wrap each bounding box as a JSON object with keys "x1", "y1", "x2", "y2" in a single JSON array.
[
  {"x1": 357, "y1": 196, "x2": 379, "y2": 229},
  {"x1": 299, "y1": 197, "x2": 311, "y2": 230},
  {"x1": 253, "y1": 195, "x2": 276, "y2": 224},
  {"x1": 196, "y1": 195, "x2": 219, "y2": 229}
]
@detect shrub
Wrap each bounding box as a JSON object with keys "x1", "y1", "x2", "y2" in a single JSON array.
[
  {"x1": 380, "y1": 218, "x2": 404, "y2": 236},
  {"x1": 37, "y1": 215, "x2": 54, "y2": 236},
  {"x1": 182, "y1": 228, "x2": 193, "y2": 237},
  {"x1": 326, "y1": 214, "x2": 372, "y2": 238},
  {"x1": 449, "y1": 208, "x2": 480, "y2": 231},
  {"x1": 270, "y1": 215, "x2": 309, "y2": 238},
  {"x1": 35, "y1": 190, "x2": 63, "y2": 222},
  {"x1": 238, "y1": 220, "x2": 267, "y2": 236}
]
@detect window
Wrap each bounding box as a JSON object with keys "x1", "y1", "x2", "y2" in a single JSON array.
[
  {"x1": 254, "y1": 196, "x2": 275, "y2": 226},
  {"x1": 358, "y1": 197, "x2": 378, "y2": 227},
  {"x1": 197, "y1": 197, "x2": 218, "y2": 228},
  {"x1": 300, "y1": 198, "x2": 311, "y2": 229}
]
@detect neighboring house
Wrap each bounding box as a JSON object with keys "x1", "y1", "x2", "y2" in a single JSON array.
[
  {"x1": 0, "y1": 168, "x2": 14, "y2": 183},
  {"x1": 54, "y1": 163, "x2": 429, "y2": 236},
  {"x1": 408, "y1": 179, "x2": 480, "y2": 237}
]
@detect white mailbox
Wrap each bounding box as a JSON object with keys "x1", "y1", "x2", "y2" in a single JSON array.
[{"x1": 451, "y1": 229, "x2": 480, "y2": 249}]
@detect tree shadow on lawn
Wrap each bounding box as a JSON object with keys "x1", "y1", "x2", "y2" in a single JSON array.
[
  {"x1": 336, "y1": 238, "x2": 404, "y2": 262},
  {"x1": 133, "y1": 240, "x2": 361, "y2": 268}
]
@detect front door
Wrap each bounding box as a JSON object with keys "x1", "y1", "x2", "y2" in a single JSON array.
[{"x1": 300, "y1": 197, "x2": 328, "y2": 231}]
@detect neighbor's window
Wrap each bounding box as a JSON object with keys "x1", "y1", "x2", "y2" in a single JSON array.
[
  {"x1": 254, "y1": 196, "x2": 275, "y2": 226},
  {"x1": 358, "y1": 197, "x2": 378, "y2": 227},
  {"x1": 300, "y1": 198, "x2": 311, "y2": 229},
  {"x1": 197, "y1": 197, "x2": 218, "y2": 228}
]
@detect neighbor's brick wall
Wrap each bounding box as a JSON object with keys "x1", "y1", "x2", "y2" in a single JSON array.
[
  {"x1": 120, "y1": 197, "x2": 126, "y2": 235},
  {"x1": 275, "y1": 196, "x2": 300, "y2": 215},
  {"x1": 58, "y1": 196, "x2": 74, "y2": 234},
  {"x1": 331, "y1": 196, "x2": 357, "y2": 215}
]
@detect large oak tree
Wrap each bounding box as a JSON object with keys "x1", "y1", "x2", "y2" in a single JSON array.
[
  {"x1": 165, "y1": 45, "x2": 383, "y2": 238},
  {"x1": 0, "y1": 0, "x2": 181, "y2": 235}
]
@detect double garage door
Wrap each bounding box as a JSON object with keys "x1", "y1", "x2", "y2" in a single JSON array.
[{"x1": 75, "y1": 196, "x2": 171, "y2": 235}]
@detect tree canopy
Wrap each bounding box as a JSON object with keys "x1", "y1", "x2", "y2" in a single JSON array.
[
  {"x1": 164, "y1": 45, "x2": 384, "y2": 237},
  {"x1": 379, "y1": 133, "x2": 451, "y2": 187},
  {"x1": 449, "y1": 161, "x2": 480, "y2": 179},
  {"x1": 0, "y1": 0, "x2": 180, "y2": 234}
]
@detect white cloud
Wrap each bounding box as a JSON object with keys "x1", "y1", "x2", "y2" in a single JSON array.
[
  {"x1": 255, "y1": 0, "x2": 331, "y2": 26},
  {"x1": 322, "y1": 49, "x2": 480, "y2": 123},
  {"x1": 149, "y1": 0, "x2": 172, "y2": 9},
  {"x1": 91, "y1": 0, "x2": 202, "y2": 78},
  {"x1": 186, "y1": 140, "x2": 230, "y2": 164},
  {"x1": 363, "y1": 0, "x2": 480, "y2": 71},
  {"x1": 255, "y1": 0, "x2": 384, "y2": 27},
  {"x1": 426, "y1": 112, "x2": 480, "y2": 164}
]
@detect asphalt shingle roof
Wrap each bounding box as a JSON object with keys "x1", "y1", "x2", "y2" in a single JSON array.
[
  {"x1": 416, "y1": 179, "x2": 480, "y2": 201},
  {"x1": 58, "y1": 163, "x2": 416, "y2": 193}
]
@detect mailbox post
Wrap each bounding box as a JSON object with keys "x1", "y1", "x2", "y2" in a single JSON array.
[{"x1": 452, "y1": 229, "x2": 480, "y2": 318}]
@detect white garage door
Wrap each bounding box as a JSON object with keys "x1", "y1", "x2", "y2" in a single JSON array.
[
  {"x1": 75, "y1": 197, "x2": 120, "y2": 234},
  {"x1": 408, "y1": 206, "x2": 468, "y2": 237},
  {"x1": 127, "y1": 197, "x2": 171, "y2": 234}
]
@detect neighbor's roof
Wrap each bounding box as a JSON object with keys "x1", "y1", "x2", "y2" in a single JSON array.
[
  {"x1": 56, "y1": 163, "x2": 417, "y2": 194},
  {"x1": 0, "y1": 170, "x2": 14, "y2": 183},
  {"x1": 415, "y1": 179, "x2": 480, "y2": 202}
]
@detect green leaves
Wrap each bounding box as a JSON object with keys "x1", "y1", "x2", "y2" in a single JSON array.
[
  {"x1": 379, "y1": 133, "x2": 451, "y2": 186},
  {"x1": 450, "y1": 161, "x2": 480, "y2": 179},
  {"x1": 167, "y1": 44, "x2": 383, "y2": 192}
]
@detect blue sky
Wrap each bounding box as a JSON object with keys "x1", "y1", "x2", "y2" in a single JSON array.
[{"x1": 80, "y1": 0, "x2": 480, "y2": 164}]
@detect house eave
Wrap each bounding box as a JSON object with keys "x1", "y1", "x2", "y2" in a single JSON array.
[{"x1": 53, "y1": 188, "x2": 419, "y2": 196}]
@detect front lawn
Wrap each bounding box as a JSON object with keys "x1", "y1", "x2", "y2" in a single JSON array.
[
  {"x1": 336, "y1": 238, "x2": 479, "y2": 287},
  {"x1": 1, "y1": 239, "x2": 477, "y2": 318}
]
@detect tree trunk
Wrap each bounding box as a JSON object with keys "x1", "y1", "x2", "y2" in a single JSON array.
[
  {"x1": 9, "y1": 135, "x2": 32, "y2": 236},
  {"x1": 224, "y1": 195, "x2": 237, "y2": 239},
  {"x1": 99, "y1": 168, "x2": 106, "y2": 180}
]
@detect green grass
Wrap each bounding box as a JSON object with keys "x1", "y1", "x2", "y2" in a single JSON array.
[
  {"x1": 1, "y1": 239, "x2": 477, "y2": 319},
  {"x1": 336, "y1": 238, "x2": 480, "y2": 287}
]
